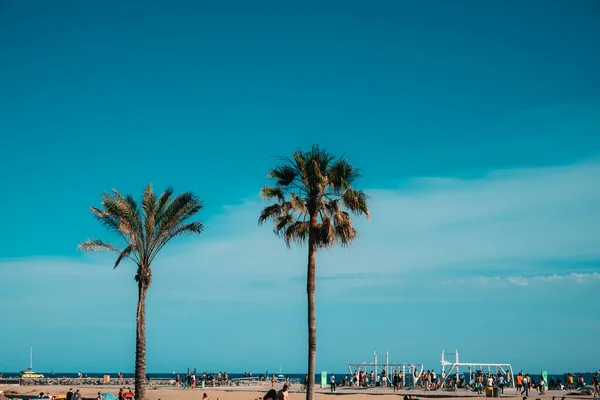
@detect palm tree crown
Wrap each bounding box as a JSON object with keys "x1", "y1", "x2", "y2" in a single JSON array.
[
  {"x1": 79, "y1": 183, "x2": 203, "y2": 284},
  {"x1": 259, "y1": 145, "x2": 369, "y2": 246}
]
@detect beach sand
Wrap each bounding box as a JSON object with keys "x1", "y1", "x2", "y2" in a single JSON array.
[{"x1": 3, "y1": 384, "x2": 589, "y2": 400}]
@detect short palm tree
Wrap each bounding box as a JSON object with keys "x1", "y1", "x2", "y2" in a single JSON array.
[
  {"x1": 79, "y1": 184, "x2": 203, "y2": 400},
  {"x1": 258, "y1": 145, "x2": 369, "y2": 400}
]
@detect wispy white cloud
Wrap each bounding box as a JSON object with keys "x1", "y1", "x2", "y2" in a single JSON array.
[
  {"x1": 443, "y1": 272, "x2": 600, "y2": 288},
  {"x1": 344, "y1": 161, "x2": 600, "y2": 273}
]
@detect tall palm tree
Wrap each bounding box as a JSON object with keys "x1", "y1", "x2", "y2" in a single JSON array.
[
  {"x1": 258, "y1": 145, "x2": 369, "y2": 400},
  {"x1": 79, "y1": 184, "x2": 203, "y2": 400}
]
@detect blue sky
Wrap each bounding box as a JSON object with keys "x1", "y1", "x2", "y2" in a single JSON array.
[{"x1": 1, "y1": 0, "x2": 599, "y2": 375}]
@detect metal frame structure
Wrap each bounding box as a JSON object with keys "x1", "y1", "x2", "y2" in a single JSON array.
[
  {"x1": 347, "y1": 351, "x2": 424, "y2": 387},
  {"x1": 440, "y1": 350, "x2": 515, "y2": 389}
]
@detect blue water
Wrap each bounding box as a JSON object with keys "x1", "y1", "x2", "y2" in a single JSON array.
[
  {"x1": 2, "y1": 371, "x2": 598, "y2": 384},
  {"x1": 1, "y1": 372, "x2": 329, "y2": 381}
]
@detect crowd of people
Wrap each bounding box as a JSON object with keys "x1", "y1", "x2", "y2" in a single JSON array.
[
  {"x1": 173, "y1": 370, "x2": 289, "y2": 388},
  {"x1": 334, "y1": 368, "x2": 600, "y2": 395}
]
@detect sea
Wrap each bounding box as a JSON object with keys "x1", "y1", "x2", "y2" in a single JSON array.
[
  {"x1": 1, "y1": 372, "x2": 314, "y2": 382},
  {"x1": 2, "y1": 371, "x2": 598, "y2": 384}
]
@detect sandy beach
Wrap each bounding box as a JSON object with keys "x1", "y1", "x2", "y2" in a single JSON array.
[{"x1": 3, "y1": 384, "x2": 595, "y2": 400}]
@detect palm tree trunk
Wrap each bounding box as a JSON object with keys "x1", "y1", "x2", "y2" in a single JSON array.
[
  {"x1": 135, "y1": 282, "x2": 148, "y2": 400},
  {"x1": 306, "y1": 212, "x2": 318, "y2": 400}
]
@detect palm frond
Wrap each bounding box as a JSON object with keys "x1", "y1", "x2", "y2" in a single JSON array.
[
  {"x1": 335, "y1": 222, "x2": 357, "y2": 246},
  {"x1": 124, "y1": 193, "x2": 144, "y2": 239},
  {"x1": 284, "y1": 221, "x2": 309, "y2": 247},
  {"x1": 335, "y1": 210, "x2": 351, "y2": 226},
  {"x1": 268, "y1": 164, "x2": 297, "y2": 187},
  {"x1": 78, "y1": 238, "x2": 122, "y2": 253},
  {"x1": 309, "y1": 158, "x2": 327, "y2": 190},
  {"x1": 290, "y1": 193, "x2": 307, "y2": 215},
  {"x1": 148, "y1": 221, "x2": 204, "y2": 263},
  {"x1": 90, "y1": 206, "x2": 126, "y2": 239},
  {"x1": 274, "y1": 213, "x2": 294, "y2": 235},
  {"x1": 316, "y1": 216, "x2": 336, "y2": 247},
  {"x1": 342, "y1": 189, "x2": 370, "y2": 218},
  {"x1": 171, "y1": 221, "x2": 204, "y2": 237},
  {"x1": 312, "y1": 145, "x2": 334, "y2": 178},
  {"x1": 101, "y1": 192, "x2": 140, "y2": 240},
  {"x1": 142, "y1": 183, "x2": 157, "y2": 245},
  {"x1": 149, "y1": 191, "x2": 202, "y2": 264},
  {"x1": 114, "y1": 244, "x2": 136, "y2": 269},
  {"x1": 324, "y1": 199, "x2": 352, "y2": 227},
  {"x1": 291, "y1": 151, "x2": 307, "y2": 180},
  {"x1": 154, "y1": 187, "x2": 174, "y2": 227},
  {"x1": 116, "y1": 191, "x2": 146, "y2": 253},
  {"x1": 155, "y1": 192, "x2": 202, "y2": 238},
  {"x1": 258, "y1": 203, "x2": 285, "y2": 225},
  {"x1": 261, "y1": 186, "x2": 285, "y2": 202},
  {"x1": 324, "y1": 199, "x2": 340, "y2": 215},
  {"x1": 328, "y1": 159, "x2": 359, "y2": 193}
]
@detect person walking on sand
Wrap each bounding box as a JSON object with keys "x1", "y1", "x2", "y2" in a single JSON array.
[
  {"x1": 66, "y1": 389, "x2": 73, "y2": 400},
  {"x1": 521, "y1": 374, "x2": 530, "y2": 397},
  {"x1": 538, "y1": 376, "x2": 546, "y2": 395},
  {"x1": 330, "y1": 373, "x2": 336, "y2": 392},
  {"x1": 497, "y1": 373, "x2": 505, "y2": 394},
  {"x1": 393, "y1": 371, "x2": 400, "y2": 393},
  {"x1": 476, "y1": 374, "x2": 484, "y2": 395}
]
